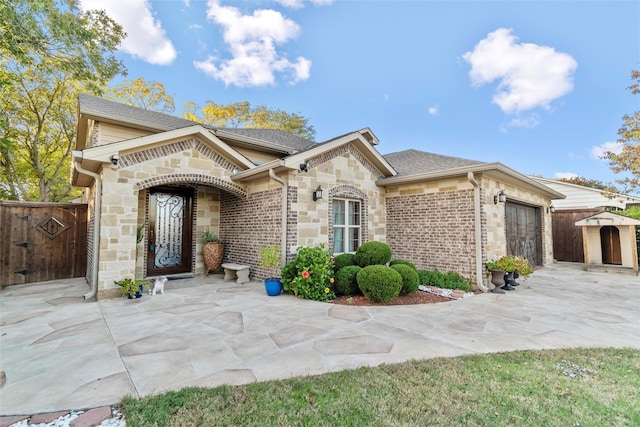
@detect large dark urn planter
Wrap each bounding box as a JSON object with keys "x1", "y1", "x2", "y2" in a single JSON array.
[{"x1": 490, "y1": 269, "x2": 506, "y2": 294}]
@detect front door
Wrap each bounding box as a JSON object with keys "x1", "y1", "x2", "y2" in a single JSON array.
[{"x1": 147, "y1": 187, "x2": 193, "y2": 276}]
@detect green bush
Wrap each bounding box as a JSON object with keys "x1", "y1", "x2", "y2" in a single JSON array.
[
  {"x1": 334, "y1": 265, "x2": 362, "y2": 296},
  {"x1": 354, "y1": 241, "x2": 392, "y2": 267},
  {"x1": 333, "y1": 253, "x2": 356, "y2": 273},
  {"x1": 417, "y1": 268, "x2": 472, "y2": 292},
  {"x1": 390, "y1": 264, "x2": 419, "y2": 295},
  {"x1": 356, "y1": 265, "x2": 402, "y2": 303},
  {"x1": 389, "y1": 259, "x2": 417, "y2": 271},
  {"x1": 281, "y1": 245, "x2": 335, "y2": 302}
]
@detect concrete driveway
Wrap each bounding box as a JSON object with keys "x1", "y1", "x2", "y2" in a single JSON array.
[{"x1": 1, "y1": 262, "x2": 638, "y2": 416}]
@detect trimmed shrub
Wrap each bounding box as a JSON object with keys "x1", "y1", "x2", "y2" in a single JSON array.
[
  {"x1": 417, "y1": 268, "x2": 472, "y2": 292},
  {"x1": 354, "y1": 241, "x2": 392, "y2": 267},
  {"x1": 390, "y1": 264, "x2": 420, "y2": 295},
  {"x1": 335, "y1": 265, "x2": 362, "y2": 296},
  {"x1": 389, "y1": 259, "x2": 417, "y2": 271},
  {"x1": 356, "y1": 265, "x2": 402, "y2": 303},
  {"x1": 333, "y1": 253, "x2": 356, "y2": 273}
]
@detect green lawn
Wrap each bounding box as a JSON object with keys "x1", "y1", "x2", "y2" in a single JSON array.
[{"x1": 119, "y1": 347, "x2": 639, "y2": 426}]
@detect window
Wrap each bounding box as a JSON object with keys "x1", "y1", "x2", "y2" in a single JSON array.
[{"x1": 333, "y1": 198, "x2": 361, "y2": 254}]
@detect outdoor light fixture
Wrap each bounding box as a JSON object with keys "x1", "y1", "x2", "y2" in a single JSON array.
[
  {"x1": 547, "y1": 205, "x2": 556, "y2": 214},
  {"x1": 299, "y1": 162, "x2": 308, "y2": 172},
  {"x1": 493, "y1": 190, "x2": 506, "y2": 204},
  {"x1": 110, "y1": 154, "x2": 119, "y2": 166},
  {"x1": 312, "y1": 186, "x2": 323, "y2": 201}
]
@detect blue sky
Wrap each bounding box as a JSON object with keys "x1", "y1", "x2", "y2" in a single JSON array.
[{"x1": 79, "y1": 0, "x2": 639, "y2": 188}]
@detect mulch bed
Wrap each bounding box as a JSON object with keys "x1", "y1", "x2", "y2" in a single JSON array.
[{"x1": 330, "y1": 290, "x2": 452, "y2": 306}]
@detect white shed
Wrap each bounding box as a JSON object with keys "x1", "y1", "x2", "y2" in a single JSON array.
[{"x1": 575, "y1": 211, "x2": 640, "y2": 275}]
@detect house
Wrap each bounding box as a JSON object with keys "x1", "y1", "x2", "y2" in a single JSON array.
[
  {"x1": 530, "y1": 177, "x2": 640, "y2": 263},
  {"x1": 72, "y1": 94, "x2": 564, "y2": 299}
]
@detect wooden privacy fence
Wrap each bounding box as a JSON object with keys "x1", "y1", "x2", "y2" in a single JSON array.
[{"x1": 0, "y1": 201, "x2": 87, "y2": 287}]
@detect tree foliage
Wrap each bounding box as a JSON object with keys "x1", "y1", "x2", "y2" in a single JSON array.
[
  {"x1": 0, "y1": 0, "x2": 126, "y2": 91},
  {"x1": 605, "y1": 70, "x2": 640, "y2": 195},
  {"x1": 105, "y1": 77, "x2": 175, "y2": 113},
  {"x1": 184, "y1": 100, "x2": 316, "y2": 140},
  {"x1": 557, "y1": 176, "x2": 620, "y2": 194},
  {"x1": 0, "y1": 0, "x2": 126, "y2": 201}
]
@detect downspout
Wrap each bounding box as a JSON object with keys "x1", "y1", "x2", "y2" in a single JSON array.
[
  {"x1": 73, "y1": 150, "x2": 102, "y2": 300},
  {"x1": 268, "y1": 169, "x2": 288, "y2": 269},
  {"x1": 468, "y1": 172, "x2": 489, "y2": 292}
]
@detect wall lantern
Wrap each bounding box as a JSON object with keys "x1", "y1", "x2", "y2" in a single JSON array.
[
  {"x1": 493, "y1": 190, "x2": 506, "y2": 204},
  {"x1": 312, "y1": 186, "x2": 323, "y2": 201},
  {"x1": 547, "y1": 205, "x2": 556, "y2": 214},
  {"x1": 110, "y1": 154, "x2": 119, "y2": 166},
  {"x1": 299, "y1": 162, "x2": 309, "y2": 172}
]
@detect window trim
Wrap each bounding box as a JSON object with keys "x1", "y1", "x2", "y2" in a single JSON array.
[{"x1": 332, "y1": 197, "x2": 361, "y2": 255}]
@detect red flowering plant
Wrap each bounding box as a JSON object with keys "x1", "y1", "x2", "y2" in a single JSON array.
[
  {"x1": 485, "y1": 255, "x2": 533, "y2": 278},
  {"x1": 281, "y1": 244, "x2": 335, "y2": 302}
]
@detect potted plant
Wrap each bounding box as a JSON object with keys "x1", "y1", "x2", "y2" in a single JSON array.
[
  {"x1": 114, "y1": 278, "x2": 147, "y2": 299},
  {"x1": 202, "y1": 229, "x2": 224, "y2": 275},
  {"x1": 486, "y1": 255, "x2": 533, "y2": 292},
  {"x1": 259, "y1": 245, "x2": 282, "y2": 296}
]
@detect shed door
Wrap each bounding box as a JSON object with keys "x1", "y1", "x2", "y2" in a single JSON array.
[
  {"x1": 505, "y1": 202, "x2": 541, "y2": 266},
  {"x1": 600, "y1": 226, "x2": 622, "y2": 265}
]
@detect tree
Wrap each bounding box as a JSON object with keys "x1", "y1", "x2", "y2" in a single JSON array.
[
  {"x1": 557, "y1": 176, "x2": 620, "y2": 194},
  {"x1": 184, "y1": 101, "x2": 316, "y2": 140},
  {"x1": 0, "y1": 0, "x2": 126, "y2": 91},
  {"x1": 105, "y1": 77, "x2": 175, "y2": 113},
  {"x1": 605, "y1": 70, "x2": 640, "y2": 195},
  {"x1": 1, "y1": 61, "x2": 83, "y2": 201},
  {"x1": 0, "y1": 0, "x2": 126, "y2": 201}
]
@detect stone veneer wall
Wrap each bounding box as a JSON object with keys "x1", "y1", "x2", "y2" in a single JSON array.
[{"x1": 386, "y1": 188, "x2": 478, "y2": 284}]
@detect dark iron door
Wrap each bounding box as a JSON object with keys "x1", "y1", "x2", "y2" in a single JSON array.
[
  {"x1": 600, "y1": 226, "x2": 622, "y2": 265},
  {"x1": 505, "y1": 202, "x2": 541, "y2": 266},
  {"x1": 146, "y1": 188, "x2": 193, "y2": 276},
  {"x1": 0, "y1": 201, "x2": 87, "y2": 286}
]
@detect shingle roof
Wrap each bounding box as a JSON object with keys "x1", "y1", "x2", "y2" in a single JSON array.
[
  {"x1": 78, "y1": 94, "x2": 316, "y2": 152},
  {"x1": 383, "y1": 149, "x2": 486, "y2": 176}
]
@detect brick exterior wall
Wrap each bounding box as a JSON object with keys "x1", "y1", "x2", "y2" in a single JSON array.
[
  {"x1": 386, "y1": 189, "x2": 478, "y2": 284},
  {"x1": 220, "y1": 188, "x2": 282, "y2": 281}
]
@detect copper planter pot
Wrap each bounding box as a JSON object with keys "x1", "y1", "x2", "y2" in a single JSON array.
[{"x1": 203, "y1": 242, "x2": 224, "y2": 275}]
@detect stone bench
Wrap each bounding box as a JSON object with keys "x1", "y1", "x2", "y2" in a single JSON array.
[{"x1": 221, "y1": 263, "x2": 250, "y2": 284}]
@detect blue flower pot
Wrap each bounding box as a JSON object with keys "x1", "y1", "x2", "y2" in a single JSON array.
[{"x1": 264, "y1": 278, "x2": 282, "y2": 296}]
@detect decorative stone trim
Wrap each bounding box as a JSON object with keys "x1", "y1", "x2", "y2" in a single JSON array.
[
  {"x1": 308, "y1": 145, "x2": 382, "y2": 177},
  {"x1": 118, "y1": 138, "x2": 237, "y2": 173},
  {"x1": 136, "y1": 174, "x2": 247, "y2": 198}
]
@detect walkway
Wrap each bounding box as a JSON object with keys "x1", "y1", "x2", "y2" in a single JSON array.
[{"x1": 1, "y1": 262, "x2": 638, "y2": 420}]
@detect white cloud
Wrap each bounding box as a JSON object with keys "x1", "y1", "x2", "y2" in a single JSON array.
[
  {"x1": 79, "y1": 0, "x2": 177, "y2": 65},
  {"x1": 194, "y1": 0, "x2": 311, "y2": 87},
  {"x1": 507, "y1": 114, "x2": 540, "y2": 129},
  {"x1": 555, "y1": 172, "x2": 579, "y2": 180},
  {"x1": 462, "y1": 28, "x2": 577, "y2": 114},
  {"x1": 427, "y1": 105, "x2": 439, "y2": 116},
  {"x1": 275, "y1": 0, "x2": 334, "y2": 7},
  {"x1": 591, "y1": 141, "x2": 623, "y2": 159}
]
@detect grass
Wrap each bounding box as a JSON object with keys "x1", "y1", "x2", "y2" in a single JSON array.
[{"x1": 119, "y1": 347, "x2": 639, "y2": 426}]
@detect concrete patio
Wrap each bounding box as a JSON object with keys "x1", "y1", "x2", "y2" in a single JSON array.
[{"x1": 1, "y1": 262, "x2": 638, "y2": 417}]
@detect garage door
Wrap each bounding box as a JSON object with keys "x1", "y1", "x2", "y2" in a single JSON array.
[{"x1": 505, "y1": 202, "x2": 541, "y2": 266}]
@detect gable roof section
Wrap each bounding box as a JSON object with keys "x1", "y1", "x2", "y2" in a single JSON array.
[
  {"x1": 232, "y1": 128, "x2": 396, "y2": 182},
  {"x1": 72, "y1": 125, "x2": 255, "y2": 186},
  {"x1": 575, "y1": 211, "x2": 640, "y2": 226},
  {"x1": 530, "y1": 176, "x2": 640, "y2": 210},
  {"x1": 76, "y1": 94, "x2": 316, "y2": 154}
]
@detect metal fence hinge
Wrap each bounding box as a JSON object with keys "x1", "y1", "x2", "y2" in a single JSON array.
[
  {"x1": 15, "y1": 242, "x2": 35, "y2": 248},
  {"x1": 15, "y1": 269, "x2": 34, "y2": 275},
  {"x1": 18, "y1": 215, "x2": 32, "y2": 220}
]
